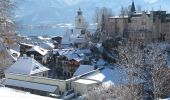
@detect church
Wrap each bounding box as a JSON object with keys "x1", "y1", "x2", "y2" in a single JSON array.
[{"x1": 61, "y1": 8, "x2": 90, "y2": 48}]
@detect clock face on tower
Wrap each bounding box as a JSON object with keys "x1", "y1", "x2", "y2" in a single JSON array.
[{"x1": 78, "y1": 18, "x2": 81, "y2": 23}]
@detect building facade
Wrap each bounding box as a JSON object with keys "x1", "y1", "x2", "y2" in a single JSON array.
[{"x1": 109, "y1": 1, "x2": 170, "y2": 45}]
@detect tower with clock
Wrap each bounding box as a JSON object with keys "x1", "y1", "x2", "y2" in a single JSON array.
[{"x1": 75, "y1": 8, "x2": 85, "y2": 29}]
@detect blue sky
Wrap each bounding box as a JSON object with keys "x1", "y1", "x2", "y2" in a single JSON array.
[{"x1": 14, "y1": 0, "x2": 170, "y2": 24}]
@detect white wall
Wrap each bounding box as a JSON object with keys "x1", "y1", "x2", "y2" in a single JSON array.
[{"x1": 5, "y1": 73, "x2": 70, "y2": 92}]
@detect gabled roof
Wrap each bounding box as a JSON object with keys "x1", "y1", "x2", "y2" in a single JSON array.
[
  {"x1": 42, "y1": 42, "x2": 54, "y2": 49},
  {"x1": 73, "y1": 65, "x2": 94, "y2": 76},
  {"x1": 19, "y1": 43, "x2": 34, "y2": 47},
  {"x1": 83, "y1": 67, "x2": 144, "y2": 85},
  {"x1": 5, "y1": 56, "x2": 50, "y2": 75},
  {"x1": 27, "y1": 46, "x2": 48, "y2": 56}
]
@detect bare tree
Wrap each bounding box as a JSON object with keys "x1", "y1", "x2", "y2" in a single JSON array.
[
  {"x1": 143, "y1": 44, "x2": 170, "y2": 99},
  {"x1": 93, "y1": 7, "x2": 113, "y2": 42},
  {"x1": 137, "y1": 5, "x2": 142, "y2": 13},
  {"x1": 93, "y1": 7, "x2": 113, "y2": 32},
  {"x1": 0, "y1": 0, "x2": 15, "y2": 35},
  {"x1": 117, "y1": 44, "x2": 144, "y2": 100},
  {"x1": 117, "y1": 43, "x2": 170, "y2": 99},
  {"x1": 0, "y1": 0, "x2": 17, "y2": 69},
  {"x1": 120, "y1": 6, "x2": 126, "y2": 17}
]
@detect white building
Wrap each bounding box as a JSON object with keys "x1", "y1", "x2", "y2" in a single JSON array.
[
  {"x1": 3, "y1": 55, "x2": 59, "y2": 95},
  {"x1": 5, "y1": 55, "x2": 49, "y2": 77},
  {"x1": 72, "y1": 67, "x2": 144, "y2": 95},
  {"x1": 3, "y1": 55, "x2": 72, "y2": 96}
]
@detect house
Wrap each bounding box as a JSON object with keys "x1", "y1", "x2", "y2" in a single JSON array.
[
  {"x1": 72, "y1": 67, "x2": 144, "y2": 95},
  {"x1": 20, "y1": 36, "x2": 55, "y2": 50},
  {"x1": 3, "y1": 55, "x2": 72, "y2": 96},
  {"x1": 20, "y1": 42, "x2": 49, "y2": 65},
  {"x1": 20, "y1": 43, "x2": 34, "y2": 55},
  {"x1": 54, "y1": 48, "x2": 85, "y2": 78},
  {"x1": 3, "y1": 55, "x2": 62, "y2": 96},
  {"x1": 26, "y1": 46, "x2": 49, "y2": 64},
  {"x1": 51, "y1": 36, "x2": 62, "y2": 48},
  {"x1": 5, "y1": 54, "x2": 50, "y2": 77},
  {"x1": 3, "y1": 55, "x2": 59, "y2": 95}
]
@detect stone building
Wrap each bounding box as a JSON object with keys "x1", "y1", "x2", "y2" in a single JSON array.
[{"x1": 109, "y1": 0, "x2": 170, "y2": 45}]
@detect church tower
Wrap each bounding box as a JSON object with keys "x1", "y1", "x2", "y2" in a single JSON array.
[
  {"x1": 75, "y1": 8, "x2": 85, "y2": 29},
  {"x1": 131, "y1": 0, "x2": 136, "y2": 14}
]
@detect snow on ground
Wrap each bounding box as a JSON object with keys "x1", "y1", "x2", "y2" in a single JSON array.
[
  {"x1": 159, "y1": 98, "x2": 170, "y2": 100},
  {"x1": 0, "y1": 87, "x2": 62, "y2": 100}
]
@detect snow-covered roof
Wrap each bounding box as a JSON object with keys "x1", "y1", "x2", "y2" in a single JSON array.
[
  {"x1": 74, "y1": 79, "x2": 98, "y2": 85},
  {"x1": 109, "y1": 16, "x2": 128, "y2": 19},
  {"x1": 27, "y1": 46, "x2": 48, "y2": 56},
  {"x1": 4, "y1": 79, "x2": 57, "y2": 93},
  {"x1": 42, "y1": 42, "x2": 54, "y2": 49},
  {"x1": 55, "y1": 48, "x2": 85, "y2": 61},
  {"x1": 85, "y1": 68, "x2": 120, "y2": 85},
  {"x1": 84, "y1": 67, "x2": 144, "y2": 85},
  {"x1": 20, "y1": 36, "x2": 54, "y2": 50},
  {"x1": 38, "y1": 36, "x2": 51, "y2": 41},
  {"x1": 75, "y1": 49, "x2": 91, "y2": 54},
  {"x1": 57, "y1": 48, "x2": 75, "y2": 55},
  {"x1": 73, "y1": 65, "x2": 94, "y2": 76},
  {"x1": 0, "y1": 87, "x2": 61, "y2": 100},
  {"x1": 96, "y1": 59, "x2": 106, "y2": 66},
  {"x1": 65, "y1": 53, "x2": 83, "y2": 62},
  {"x1": 65, "y1": 53, "x2": 79, "y2": 60},
  {"x1": 20, "y1": 42, "x2": 34, "y2": 47},
  {"x1": 5, "y1": 56, "x2": 50, "y2": 75}
]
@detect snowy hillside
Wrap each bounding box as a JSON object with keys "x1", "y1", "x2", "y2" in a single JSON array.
[
  {"x1": 0, "y1": 87, "x2": 62, "y2": 100},
  {"x1": 14, "y1": 0, "x2": 170, "y2": 25}
]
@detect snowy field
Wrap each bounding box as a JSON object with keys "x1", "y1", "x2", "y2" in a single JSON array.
[{"x1": 0, "y1": 87, "x2": 62, "y2": 100}]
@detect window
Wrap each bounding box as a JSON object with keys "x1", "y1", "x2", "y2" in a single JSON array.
[
  {"x1": 141, "y1": 22, "x2": 146, "y2": 25},
  {"x1": 33, "y1": 65, "x2": 39, "y2": 70}
]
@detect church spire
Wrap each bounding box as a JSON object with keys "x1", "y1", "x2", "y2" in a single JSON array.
[
  {"x1": 131, "y1": 0, "x2": 136, "y2": 14},
  {"x1": 77, "y1": 8, "x2": 82, "y2": 15}
]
